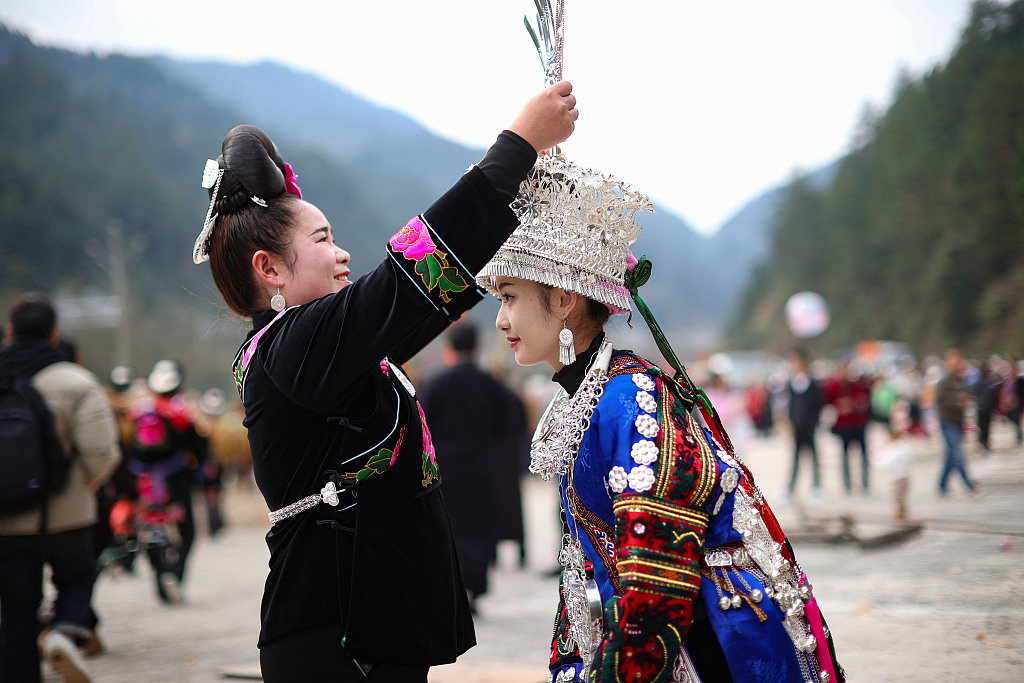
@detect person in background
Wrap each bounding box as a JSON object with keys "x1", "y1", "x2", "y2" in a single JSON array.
[
  {"x1": 1009, "y1": 360, "x2": 1024, "y2": 446},
  {"x1": 785, "y1": 348, "x2": 824, "y2": 502},
  {"x1": 935, "y1": 348, "x2": 979, "y2": 496},
  {"x1": 824, "y1": 360, "x2": 872, "y2": 496},
  {"x1": 419, "y1": 321, "x2": 525, "y2": 612},
  {"x1": 196, "y1": 388, "x2": 229, "y2": 536},
  {"x1": 125, "y1": 359, "x2": 209, "y2": 603},
  {"x1": 872, "y1": 401, "x2": 915, "y2": 523},
  {"x1": 744, "y1": 379, "x2": 774, "y2": 438},
  {"x1": 869, "y1": 368, "x2": 899, "y2": 428},
  {"x1": 95, "y1": 366, "x2": 140, "y2": 575},
  {"x1": 892, "y1": 357, "x2": 926, "y2": 436},
  {"x1": 0, "y1": 293, "x2": 120, "y2": 683},
  {"x1": 973, "y1": 359, "x2": 1002, "y2": 453}
]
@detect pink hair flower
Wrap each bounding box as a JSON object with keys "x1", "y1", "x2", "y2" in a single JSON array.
[{"x1": 284, "y1": 163, "x2": 303, "y2": 198}]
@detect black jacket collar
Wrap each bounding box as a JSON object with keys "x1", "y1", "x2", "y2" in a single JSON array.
[{"x1": 0, "y1": 341, "x2": 67, "y2": 379}]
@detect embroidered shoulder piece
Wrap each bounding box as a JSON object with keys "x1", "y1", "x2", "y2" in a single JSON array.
[
  {"x1": 387, "y1": 215, "x2": 475, "y2": 315},
  {"x1": 232, "y1": 309, "x2": 289, "y2": 401},
  {"x1": 607, "y1": 354, "x2": 714, "y2": 508}
]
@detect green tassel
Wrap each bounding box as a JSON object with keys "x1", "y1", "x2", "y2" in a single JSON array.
[{"x1": 624, "y1": 255, "x2": 734, "y2": 452}]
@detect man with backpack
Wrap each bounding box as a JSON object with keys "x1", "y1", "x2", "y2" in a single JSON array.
[{"x1": 0, "y1": 293, "x2": 121, "y2": 683}]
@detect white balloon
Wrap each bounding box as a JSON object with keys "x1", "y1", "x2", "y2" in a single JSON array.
[{"x1": 785, "y1": 291, "x2": 830, "y2": 338}]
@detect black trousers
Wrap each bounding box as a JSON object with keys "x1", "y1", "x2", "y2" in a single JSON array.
[
  {"x1": 260, "y1": 624, "x2": 429, "y2": 683},
  {"x1": 0, "y1": 526, "x2": 97, "y2": 683}
]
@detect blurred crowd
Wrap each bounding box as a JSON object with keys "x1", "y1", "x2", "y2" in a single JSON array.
[
  {"x1": 0, "y1": 293, "x2": 253, "y2": 683},
  {"x1": 690, "y1": 345, "x2": 1023, "y2": 522},
  {"x1": 721, "y1": 348, "x2": 1023, "y2": 454}
]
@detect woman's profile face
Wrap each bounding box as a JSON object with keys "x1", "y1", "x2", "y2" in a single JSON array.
[
  {"x1": 494, "y1": 276, "x2": 563, "y2": 369},
  {"x1": 278, "y1": 200, "x2": 351, "y2": 306}
]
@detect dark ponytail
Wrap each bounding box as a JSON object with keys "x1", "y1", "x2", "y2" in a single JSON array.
[{"x1": 204, "y1": 125, "x2": 300, "y2": 318}]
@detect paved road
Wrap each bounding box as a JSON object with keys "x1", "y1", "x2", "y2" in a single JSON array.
[{"x1": 45, "y1": 420, "x2": 1024, "y2": 682}]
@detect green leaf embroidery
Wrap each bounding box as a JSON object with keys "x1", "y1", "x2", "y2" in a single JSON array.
[
  {"x1": 421, "y1": 453, "x2": 439, "y2": 487},
  {"x1": 357, "y1": 449, "x2": 394, "y2": 483},
  {"x1": 425, "y1": 253, "x2": 442, "y2": 290},
  {"x1": 414, "y1": 257, "x2": 431, "y2": 287},
  {"x1": 439, "y1": 268, "x2": 468, "y2": 292}
]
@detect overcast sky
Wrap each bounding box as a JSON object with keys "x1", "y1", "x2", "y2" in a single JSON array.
[{"x1": 0, "y1": 0, "x2": 978, "y2": 234}]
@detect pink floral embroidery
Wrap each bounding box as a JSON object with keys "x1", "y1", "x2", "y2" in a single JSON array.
[
  {"x1": 417, "y1": 402, "x2": 439, "y2": 486},
  {"x1": 389, "y1": 217, "x2": 437, "y2": 261},
  {"x1": 284, "y1": 163, "x2": 303, "y2": 198},
  {"x1": 388, "y1": 216, "x2": 469, "y2": 304},
  {"x1": 389, "y1": 426, "x2": 406, "y2": 466},
  {"x1": 418, "y1": 402, "x2": 436, "y2": 465}
]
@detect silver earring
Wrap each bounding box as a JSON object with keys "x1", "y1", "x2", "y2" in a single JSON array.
[
  {"x1": 270, "y1": 287, "x2": 286, "y2": 312},
  {"x1": 558, "y1": 319, "x2": 576, "y2": 365}
]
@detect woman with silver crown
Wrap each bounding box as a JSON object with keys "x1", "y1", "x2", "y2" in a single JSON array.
[
  {"x1": 192, "y1": 83, "x2": 577, "y2": 681},
  {"x1": 477, "y1": 155, "x2": 845, "y2": 683}
]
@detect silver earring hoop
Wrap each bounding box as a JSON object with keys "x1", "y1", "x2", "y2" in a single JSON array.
[
  {"x1": 558, "y1": 319, "x2": 576, "y2": 365},
  {"x1": 270, "y1": 287, "x2": 286, "y2": 312}
]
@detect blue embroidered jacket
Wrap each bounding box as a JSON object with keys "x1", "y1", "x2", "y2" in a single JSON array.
[{"x1": 547, "y1": 348, "x2": 838, "y2": 683}]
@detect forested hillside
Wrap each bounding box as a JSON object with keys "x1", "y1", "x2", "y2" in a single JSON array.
[
  {"x1": 727, "y1": 0, "x2": 1024, "y2": 357},
  {"x1": 0, "y1": 26, "x2": 398, "y2": 388}
]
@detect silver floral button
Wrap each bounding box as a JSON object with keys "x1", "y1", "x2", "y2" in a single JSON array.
[
  {"x1": 720, "y1": 467, "x2": 740, "y2": 493},
  {"x1": 631, "y1": 373, "x2": 656, "y2": 391},
  {"x1": 635, "y1": 390, "x2": 657, "y2": 414},
  {"x1": 634, "y1": 414, "x2": 659, "y2": 439},
  {"x1": 608, "y1": 466, "x2": 628, "y2": 493},
  {"x1": 627, "y1": 465, "x2": 655, "y2": 492},
  {"x1": 630, "y1": 439, "x2": 659, "y2": 465}
]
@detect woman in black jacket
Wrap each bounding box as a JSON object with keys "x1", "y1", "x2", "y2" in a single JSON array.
[{"x1": 192, "y1": 82, "x2": 577, "y2": 682}]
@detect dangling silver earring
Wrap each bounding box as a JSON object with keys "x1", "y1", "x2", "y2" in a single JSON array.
[
  {"x1": 558, "y1": 319, "x2": 576, "y2": 365},
  {"x1": 270, "y1": 286, "x2": 286, "y2": 312}
]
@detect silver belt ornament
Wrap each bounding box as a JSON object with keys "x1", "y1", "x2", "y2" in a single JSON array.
[{"x1": 267, "y1": 480, "x2": 345, "y2": 524}]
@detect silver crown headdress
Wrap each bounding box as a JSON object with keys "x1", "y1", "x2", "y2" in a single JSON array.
[
  {"x1": 477, "y1": 155, "x2": 652, "y2": 313},
  {"x1": 476, "y1": 0, "x2": 653, "y2": 314}
]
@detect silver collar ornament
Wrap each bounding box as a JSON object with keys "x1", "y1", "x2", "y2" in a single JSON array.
[{"x1": 530, "y1": 338, "x2": 613, "y2": 480}]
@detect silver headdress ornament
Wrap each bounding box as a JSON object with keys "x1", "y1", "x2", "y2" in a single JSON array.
[
  {"x1": 193, "y1": 159, "x2": 223, "y2": 264},
  {"x1": 476, "y1": 0, "x2": 654, "y2": 315},
  {"x1": 524, "y1": 0, "x2": 564, "y2": 87}
]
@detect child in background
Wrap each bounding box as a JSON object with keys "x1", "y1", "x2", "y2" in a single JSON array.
[{"x1": 873, "y1": 400, "x2": 915, "y2": 523}]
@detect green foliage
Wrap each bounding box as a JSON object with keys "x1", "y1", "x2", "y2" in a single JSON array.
[{"x1": 727, "y1": 0, "x2": 1024, "y2": 357}]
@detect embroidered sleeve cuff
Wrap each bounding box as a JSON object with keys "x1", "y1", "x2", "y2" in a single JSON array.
[
  {"x1": 595, "y1": 592, "x2": 689, "y2": 683},
  {"x1": 387, "y1": 214, "x2": 482, "y2": 319},
  {"x1": 613, "y1": 496, "x2": 708, "y2": 598}
]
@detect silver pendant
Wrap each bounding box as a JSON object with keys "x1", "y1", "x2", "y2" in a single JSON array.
[
  {"x1": 561, "y1": 568, "x2": 603, "y2": 674},
  {"x1": 557, "y1": 534, "x2": 603, "y2": 679}
]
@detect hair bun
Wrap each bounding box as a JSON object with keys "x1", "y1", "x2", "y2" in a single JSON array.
[{"x1": 214, "y1": 125, "x2": 287, "y2": 214}]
